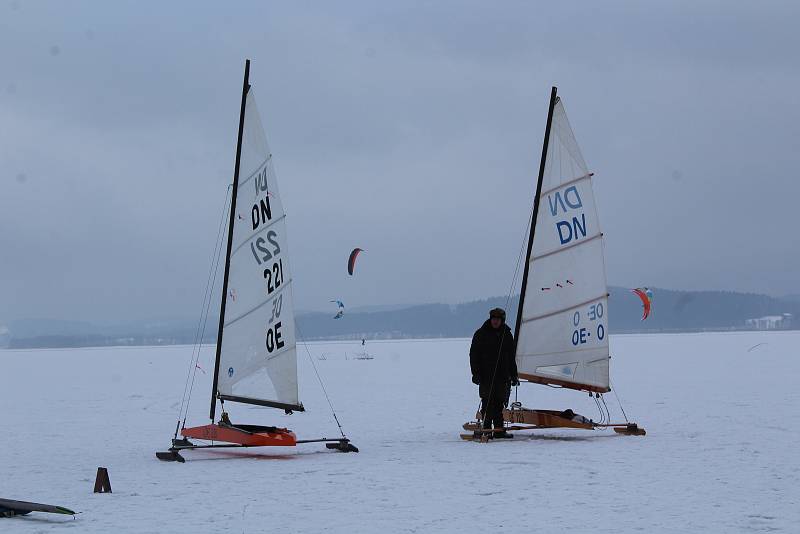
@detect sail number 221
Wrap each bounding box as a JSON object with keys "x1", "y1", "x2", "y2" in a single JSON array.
[{"x1": 263, "y1": 259, "x2": 284, "y2": 295}]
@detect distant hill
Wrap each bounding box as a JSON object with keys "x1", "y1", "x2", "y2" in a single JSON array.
[
  {"x1": 607, "y1": 287, "x2": 799, "y2": 333},
  {"x1": 3, "y1": 287, "x2": 797, "y2": 348},
  {"x1": 296, "y1": 296, "x2": 519, "y2": 341},
  {"x1": 2, "y1": 317, "x2": 214, "y2": 349},
  {"x1": 297, "y1": 287, "x2": 799, "y2": 340}
]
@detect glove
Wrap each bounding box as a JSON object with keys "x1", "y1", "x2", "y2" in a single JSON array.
[
  {"x1": 511, "y1": 377, "x2": 520, "y2": 387},
  {"x1": 471, "y1": 375, "x2": 480, "y2": 385}
]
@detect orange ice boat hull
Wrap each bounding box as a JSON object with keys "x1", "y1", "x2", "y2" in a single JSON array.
[{"x1": 181, "y1": 424, "x2": 297, "y2": 447}]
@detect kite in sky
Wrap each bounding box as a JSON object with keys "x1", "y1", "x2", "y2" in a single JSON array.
[
  {"x1": 347, "y1": 248, "x2": 364, "y2": 276},
  {"x1": 631, "y1": 287, "x2": 653, "y2": 320}
]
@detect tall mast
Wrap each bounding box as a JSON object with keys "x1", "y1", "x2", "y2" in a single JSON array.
[
  {"x1": 210, "y1": 59, "x2": 251, "y2": 421},
  {"x1": 513, "y1": 86, "x2": 558, "y2": 348}
]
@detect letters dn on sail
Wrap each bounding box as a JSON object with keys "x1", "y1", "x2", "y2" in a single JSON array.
[
  {"x1": 252, "y1": 195, "x2": 272, "y2": 230},
  {"x1": 548, "y1": 185, "x2": 586, "y2": 245},
  {"x1": 252, "y1": 166, "x2": 273, "y2": 230}
]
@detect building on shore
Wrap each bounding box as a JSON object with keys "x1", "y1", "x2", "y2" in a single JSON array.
[{"x1": 745, "y1": 313, "x2": 794, "y2": 330}]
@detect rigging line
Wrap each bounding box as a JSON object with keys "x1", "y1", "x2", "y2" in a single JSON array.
[
  {"x1": 295, "y1": 324, "x2": 347, "y2": 439},
  {"x1": 479, "y1": 203, "x2": 534, "y2": 427},
  {"x1": 600, "y1": 394, "x2": 611, "y2": 425},
  {"x1": 181, "y1": 185, "x2": 232, "y2": 426},
  {"x1": 505, "y1": 202, "x2": 534, "y2": 311},
  {"x1": 609, "y1": 378, "x2": 630, "y2": 423},
  {"x1": 175, "y1": 185, "x2": 232, "y2": 428},
  {"x1": 599, "y1": 395, "x2": 607, "y2": 425},
  {"x1": 597, "y1": 397, "x2": 609, "y2": 422},
  {"x1": 184, "y1": 193, "x2": 230, "y2": 422},
  {"x1": 592, "y1": 394, "x2": 604, "y2": 425},
  {"x1": 178, "y1": 184, "x2": 231, "y2": 417}
]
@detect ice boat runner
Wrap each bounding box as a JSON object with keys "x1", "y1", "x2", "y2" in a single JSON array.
[
  {"x1": 157, "y1": 60, "x2": 357, "y2": 462},
  {"x1": 0, "y1": 498, "x2": 75, "y2": 518},
  {"x1": 463, "y1": 87, "x2": 644, "y2": 441}
]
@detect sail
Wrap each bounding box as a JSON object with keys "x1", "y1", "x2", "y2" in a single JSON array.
[
  {"x1": 515, "y1": 95, "x2": 610, "y2": 393},
  {"x1": 216, "y1": 89, "x2": 302, "y2": 411}
]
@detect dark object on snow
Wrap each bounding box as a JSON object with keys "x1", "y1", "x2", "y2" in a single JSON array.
[
  {"x1": 0, "y1": 498, "x2": 75, "y2": 518},
  {"x1": 461, "y1": 426, "x2": 515, "y2": 442},
  {"x1": 93, "y1": 467, "x2": 112, "y2": 493},
  {"x1": 156, "y1": 438, "x2": 193, "y2": 462},
  {"x1": 614, "y1": 423, "x2": 646, "y2": 436},
  {"x1": 470, "y1": 319, "x2": 518, "y2": 429},
  {"x1": 469, "y1": 320, "x2": 518, "y2": 389},
  {"x1": 325, "y1": 441, "x2": 359, "y2": 453},
  {"x1": 156, "y1": 449, "x2": 186, "y2": 462}
]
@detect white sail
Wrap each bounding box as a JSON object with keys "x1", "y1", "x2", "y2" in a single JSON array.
[
  {"x1": 516, "y1": 97, "x2": 610, "y2": 393},
  {"x1": 216, "y1": 91, "x2": 301, "y2": 410}
]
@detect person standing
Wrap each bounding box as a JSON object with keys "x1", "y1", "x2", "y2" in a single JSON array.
[{"x1": 469, "y1": 308, "x2": 519, "y2": 438}]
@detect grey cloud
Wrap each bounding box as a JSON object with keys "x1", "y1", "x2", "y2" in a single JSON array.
[{"x1": 1, "y1": 1, "x2": 798, "y2": 323}]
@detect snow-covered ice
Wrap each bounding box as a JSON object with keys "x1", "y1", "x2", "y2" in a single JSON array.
[{"x1": 2, "y1": 331, "x2": 799, "y2": 532}]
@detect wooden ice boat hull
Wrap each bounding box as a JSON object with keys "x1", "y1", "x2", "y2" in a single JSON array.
[
  {"x1": 502, "y1": 407, "x2": 644, "y2": 435},
  {"x1": 503, "y1": 408, "x2": 595, "y2": 430},
  {"x1": 181, "y1": 423, "x2": 297, "y2": 447},
  {"x1": 460, "y1": 407, "x2": 645, "y2": 437}
]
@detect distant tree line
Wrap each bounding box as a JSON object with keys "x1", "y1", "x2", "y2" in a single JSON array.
[
  {"x1": 296, "y1": 288, "x2": 799, "y2": 340},
  {"x1": 3, "y1": 287, "x2": 798, "y2": 349}
]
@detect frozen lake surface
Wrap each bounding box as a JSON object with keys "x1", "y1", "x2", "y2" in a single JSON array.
[{"x1": 2, "y1": 331, "x2": 799, "y2": 532}]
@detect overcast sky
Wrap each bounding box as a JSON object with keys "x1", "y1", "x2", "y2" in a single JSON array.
[{"x1": 1, "y1": 1, "x2": 798, "y2": 323}]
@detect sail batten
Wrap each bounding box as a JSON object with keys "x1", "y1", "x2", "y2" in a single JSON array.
[
  {"x1": 223, "y1": 278, "x2": 294, "y2": 328},
  {"x1": 521, "y1": 294, "x2": 609, "y2": 324},
  {"x1": 540, "y1": 172, "x2": 593, "y2": 197},
  {"x1": 230, "y1": 214, "x2": 287, "y2": 256},
  {"x1": 531, "y1": 231, "x2": 603, "y2": 261},
  {"x1": 515, "y1": 90, "x2": 610, "y2": 393},
  {"x1": 237, "y1": 156, "x2": 272, "y2": 189},
  {"x1": 522, "y1": 344, "x2": 611, "y2": 358}
]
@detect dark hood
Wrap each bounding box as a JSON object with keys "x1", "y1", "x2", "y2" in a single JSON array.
[{"x1": 481, "y1": 319, "x2": 511, "y2": 335}]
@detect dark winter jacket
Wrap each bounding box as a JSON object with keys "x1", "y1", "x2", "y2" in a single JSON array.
[{"x1": 469, "y1": 320, "x2": 518, "y2": 398}]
